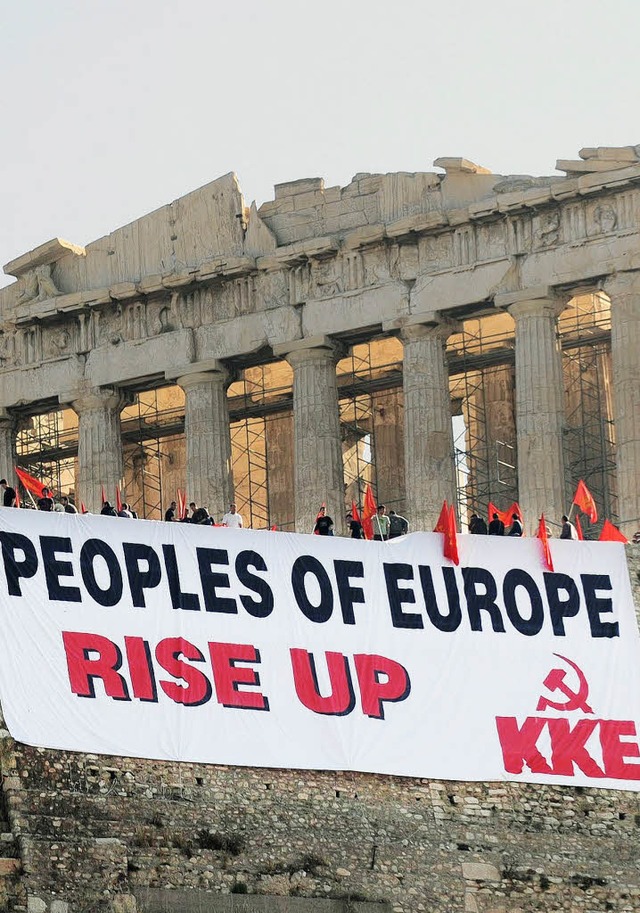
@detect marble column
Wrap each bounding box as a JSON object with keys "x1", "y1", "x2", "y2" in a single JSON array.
[
  {"x1": 604, "y1": 271, "x2": 640, "y2": 534},
  {"x1": 372, "y1": 388, "x2": 406, "y2": 515},
  {"x1": 265, "y1": 411, "x2": 295, "y2": 531},
  {"x1": 274, "y1": 337, "x2": 344, "y2": 535},
  {"x1": 484, "y1": 365, "x2": 518, "y2": 506},
  {"x1": 72, "y1": 388, "x2": 125, "y2": 514},
  {"x1": 401, "y1": 319, "x2": 457, "y2": 531},
  {"x1": 497, "y1": 289, "x2": 569, "y2": 528},
  {"x1": 0, "y1": 410, "x2": 17, "y2": 486},
  {"x1": 177, "y1": 368, "x2": 234, "y2": 523}
]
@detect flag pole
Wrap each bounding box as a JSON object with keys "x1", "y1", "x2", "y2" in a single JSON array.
[{"x1": 567, "y1": 503, "x2": 575, "y2": 521}]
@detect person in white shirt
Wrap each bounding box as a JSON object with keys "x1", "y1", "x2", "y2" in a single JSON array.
[{"x1": 222, "y1": 502, "x2": 243, "y2": 529}]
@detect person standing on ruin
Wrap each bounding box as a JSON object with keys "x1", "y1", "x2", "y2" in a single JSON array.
[
  {"x1": 388, "y1": 509, "x2": 409, "y2": 538},
  {"x1": 560, "y1": 514, "x2": 578, "y2": 540},
  {"x1": 373, "y1": 505, "x2": 390, "y2": 541},
  {"x1": 61, "y1": 496, "x2": 78, "y2": 514},
  {"x1": 0, "y1": 479, "x2": 17, "y2": 508},
  {"x1": 488, "y1": 512, "x2": 505, "y2": 536},
  {"x1": 314, "y1": 506, "x2": 334, "y2": 535},
  {"x1": 346, "y1": 512, "x2": 364, "y2": 539},
  {"x1": 164, "y1": 500, "x2": 177, "y2": 522},
  {"x1": 222, "y1": 502, "x2": 244, "y2": 529},
  {"x1": 469, "y1": 513, "x2": 488, "y2": 534},
  {"x1": 37, "y1": 487, "x2": 54, "y2": 512},
  {"x1": 508, "y1": 513, "x2": 523, "y2": 537}
]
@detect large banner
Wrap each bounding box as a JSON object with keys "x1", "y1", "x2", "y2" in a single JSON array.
[{"x1": 0, "y1": 510, "x2": 638, "y2": 790}]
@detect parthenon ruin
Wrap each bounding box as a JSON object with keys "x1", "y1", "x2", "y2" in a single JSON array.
[{"x1": 1, "y1": 145, "x2": 639, "y2": 533}]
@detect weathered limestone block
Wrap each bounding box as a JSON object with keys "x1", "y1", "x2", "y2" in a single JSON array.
[
  {"x1": 400, "y1": 317, "x2": 458, "y2": 530},
  {"x1": 604, "y1": 271, "x2": 640, "y2": 534},
  {"x1": 274, "y1": 337, "x2": 345, "y2": 534},
  {"x1": 496, "y1": 289, "x2": 569, "y2": 528},
  {"x1": 72, "y1": 387, "x2": 125, "y2": 513},
  {"x1": 177, "y1": 367, "x2": 234, "y2": 522}
]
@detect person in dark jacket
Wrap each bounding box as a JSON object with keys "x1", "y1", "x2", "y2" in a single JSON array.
[
  {"x1": 508, "y1": 513, "x2": 523, "y2": 537},
  {"x1": 469, "y1": 513, "x2": 488, "y2": 535},
  {"x1": 488, "y1": 512, "x2": 505, "y2": 535},
  {"x1": 100, "y1": 501, "x2": 117, "y2": 517}
]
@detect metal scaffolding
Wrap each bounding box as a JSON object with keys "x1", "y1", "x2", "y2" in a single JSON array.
[{"x1": 10, "y1": 296, "x2": 617, "y2": 530}]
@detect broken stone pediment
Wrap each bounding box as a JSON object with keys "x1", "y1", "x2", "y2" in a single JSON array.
[{"x1": 557, "y1": 144, "x2": 640, "y2": 175}]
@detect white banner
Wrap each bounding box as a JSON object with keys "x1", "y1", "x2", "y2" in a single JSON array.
[{"x1": 0, "y1": 510, "x2": 638, "y2": 790}]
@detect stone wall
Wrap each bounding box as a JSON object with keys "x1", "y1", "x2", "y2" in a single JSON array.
[{"x1": 0, "y1": 549, "x2": 638, "y2": 913}]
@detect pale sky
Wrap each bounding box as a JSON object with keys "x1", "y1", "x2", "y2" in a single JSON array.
[{"x1": 1, "y1": 0, "x2": 638, "y2": 287}]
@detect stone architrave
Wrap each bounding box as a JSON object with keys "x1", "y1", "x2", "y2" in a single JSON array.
[
  {"x1": 177, "y1": 368, "x2": 234, "y2": 523},
  {"x1": 604, "y1": 271, "x2": 640, "y2": 534},
  {"x1": 72, "y1": 388, "x2": 125, "y2": 513},
  {"x1": 0, "y1": 410, "x2": 17, "y2": 485},
  {"x1": 497, "y1": 289, "x2": 569, "y2": 529},
  {"x1": 400, "y1": 317, "x2": 458, "y2": 530},
  {"x1": 273, "y1": 337, "x2": 344, "y2": 535}
]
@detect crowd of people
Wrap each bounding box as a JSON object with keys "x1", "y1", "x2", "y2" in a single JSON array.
[
  {"x1": 315, "y1": 504, "x2": 409, "y2": 540},
  {"x1": 470, "y1": 510, "x2": 582, "y2": 540},
  {"x1": 3, "y1": 476, "x2": 639, "y2": 543}
]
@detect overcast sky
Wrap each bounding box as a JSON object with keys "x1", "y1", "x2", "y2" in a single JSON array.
[{"x1": 1, "y1": 0, "x2": 638, "y2": 287}]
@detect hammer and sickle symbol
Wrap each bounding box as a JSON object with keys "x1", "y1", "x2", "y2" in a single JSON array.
[{"x1": 535, "y1": 653, "x2": 593, "y2": 714}]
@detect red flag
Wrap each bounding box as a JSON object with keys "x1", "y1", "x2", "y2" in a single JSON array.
[
  {"x1": 445, "y1": 503, "x2": 460, "y2": 565},
  {"x1": 575, "y1": 514, "x2": 584, "y2": 541},
  {"x1": 599, "y1": 519, "x2": 628, "y2": 543},
  {"x1": 536, "y1": 514, "x2": 554, "y2": 571},
  {"x1": 434, "y1": 500, "x2": 449, "y2": 533},
  {"x1": 351, "y1": 500, "x2": 361, "y2": 523},
  {"x1": 15, "y1": 466, "x2": 47, "y2": 498},
  {"x1": 270, "y1": 524, "x2": 278, "y2": 531},
  {"x1": 488, "y1": 501, "x2": 522, "y2": 529},
  {"x1": 177, "y1": 488, "x2": 187, "y2": 520},
  {"x1": 115, "y1": 487, "x2": 122, "y2": 513},
  {"x1": 433, "y1": 501, "x2": 459, "y2": 565},
  {"x1": 362, "y1": 485, "x2": 377, "y2": 540},
  {"x1": 14, "y1": 487, "x2": 20, "y2": 509},
  {"x1": 101, "y1": 485, "x2": 107, "y2": 506},
  {"x1": 573, "y1": 479, "x2": 597, "y2": 524},
  {"x1": 81, "y1": 502, "x2": 88, "y2": 514}
]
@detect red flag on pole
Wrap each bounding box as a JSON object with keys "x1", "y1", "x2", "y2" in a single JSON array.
[
  {"x1": 101, "y1": 485, "x2": 107, "y2": 506},
  {"x1": 14, "y1": 487, "x2": 20, "y2": 509},
  {"x1": 536, "y1": 514, "x2": 554, "y2": 571},
  {"x1": 115, "y1": 486, "x2": 123, "y2": 513},
  {"x1": 599, "y1": 519, "x2": 628, "y2": 543},
  {"x1": 433, "y1": 501, "x2": 459, "y2": 564},
  {"x1": 446, "y1": 503, "x2": 460, "y2": 565},
  {"x1": 270, "y1": 524, "x2": 278, "y2": 531},
  {"x1": 80, "y1": 502, "x2": 88, "y2": 514},
  {"x1": 15, "y1": 467, "x2": 47, "y2": 498},
  {"x1": 351, "y1": 500, "x2": 361, "y2": 523},
  {"x1": 573, "y1": 479, "x2": 598, "y2": 524},
  {"x1": 362, "y1": 485, "x2": 377, "y2": 540},
  {"x1": 177, "y1": 488, "x2": 187, "y2": 520},
  {"x1": 575, "y1": 513, "x2": 584, "y2": 541},
  {"x1": 434, "y1": 500, "x2": 449, "y2": 534}
]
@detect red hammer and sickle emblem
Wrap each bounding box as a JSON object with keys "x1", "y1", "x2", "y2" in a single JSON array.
[{"x1": 536, "y1": 653, "x2": 593, "y2": 714}]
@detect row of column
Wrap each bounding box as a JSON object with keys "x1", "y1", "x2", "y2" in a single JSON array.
[{"x1": 1, "y1": 273, "x2": 638, "y2": 533}]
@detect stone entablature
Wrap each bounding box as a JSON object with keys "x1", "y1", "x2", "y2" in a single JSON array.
[{"x1": 1, "y1": 151, "x2": 639, "y2": 406}]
